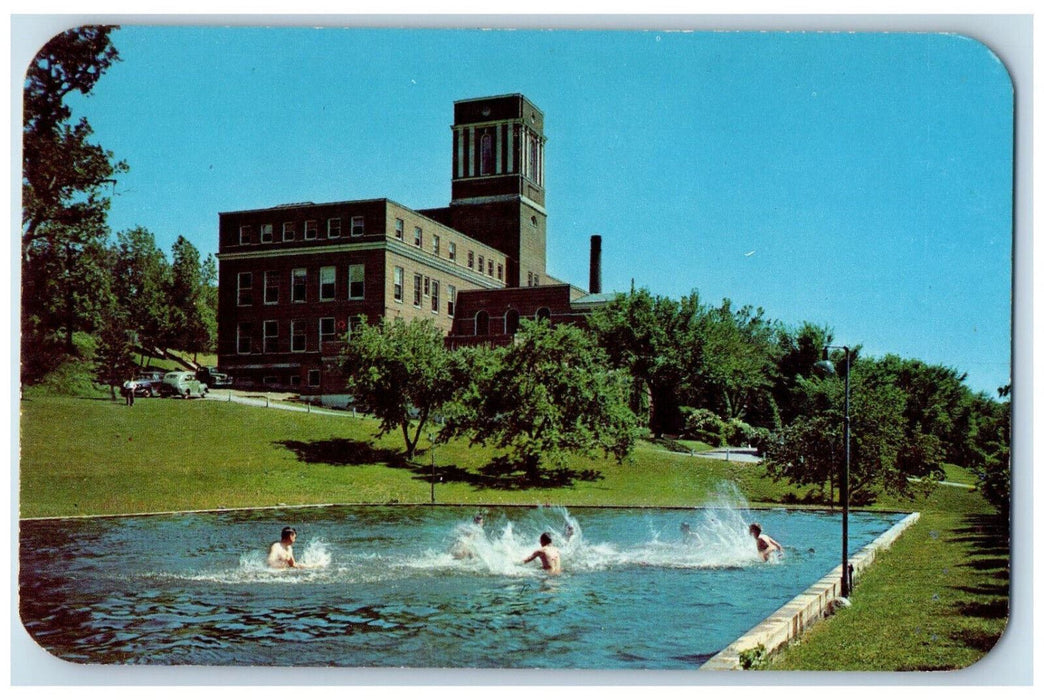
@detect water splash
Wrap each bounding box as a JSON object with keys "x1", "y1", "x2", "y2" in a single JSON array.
[{"x1": 149, "y1": 484, "x2": 769, "y2": 584}]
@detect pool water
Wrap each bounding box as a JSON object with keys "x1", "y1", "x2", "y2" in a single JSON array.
[{"x1": 19, "y1": 498, "x2": 906, "y2": 668}]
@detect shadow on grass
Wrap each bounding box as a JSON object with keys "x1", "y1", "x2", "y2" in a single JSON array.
[
  {"x1": 276, "y1": 438, "x2": 603, "y2": 490},
  {"x1": 947, "y1": 511, "x2": 1010, "y2": 656},
  {"x1": 276, "y1": 438, "x2": 410, "y2": 469}
]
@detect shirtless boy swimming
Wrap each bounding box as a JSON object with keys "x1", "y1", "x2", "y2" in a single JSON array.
[
  {"x1": 523, "y1": 532, "x2": 562, "y2": 574},
  {"x1": 749, "y1": 523, "x2": 783, "y2": 561},
  {"x1": 267, "y1": 526, "x2": 298, "y2": 568}
]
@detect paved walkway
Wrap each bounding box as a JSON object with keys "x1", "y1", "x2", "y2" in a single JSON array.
[
  {"x1": 203, "y1": 389, "x2": 361, "y2": 418},
  {"x1": 695, "y1": 447, "x2": 763, "y2": 463}
]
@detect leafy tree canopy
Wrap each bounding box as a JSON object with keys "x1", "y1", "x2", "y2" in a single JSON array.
[{"x1": 340, "y1": 317, "x2": 457, "y2": 459}]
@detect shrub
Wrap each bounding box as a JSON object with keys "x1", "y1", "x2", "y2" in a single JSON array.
[{"x1": 681, "y1": 407, "x2": 726, "y2": 446}]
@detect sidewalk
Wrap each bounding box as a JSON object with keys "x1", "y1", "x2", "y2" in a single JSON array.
[
  {"x1": 696, "y1": 447, "x2": 763, "y2": 463},
  {"x1": 203, "y1": 389, "x2": 362, "y2": 418}
]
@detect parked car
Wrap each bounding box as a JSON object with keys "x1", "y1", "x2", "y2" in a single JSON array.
[
  {"x1": 160, "y1": 371, "x2": 209, "y2": 398},
  {"x1": 120, "y1": 371, "x2": 166, "y2": 398},
  {"x1": 196, "y1": 365, "x2": 232, "y2": 388}
]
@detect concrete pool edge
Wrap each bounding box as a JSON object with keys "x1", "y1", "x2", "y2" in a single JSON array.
[{"x1": 700, "y1": 511, "x2": 921, "y2": 671}]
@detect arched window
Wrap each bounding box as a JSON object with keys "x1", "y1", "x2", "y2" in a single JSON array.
[
  {"x1": 475, "y1": 310, "x2": 490, "y2": 336},
  {"x1": 480, "y1": 133, "x2": 494, "y2": 175},
  {"x1": 535, "y1": 307, "x2": 551, "y2": 323},
  {"x1": 505, "y1": 309, "x2": 520, "y2": 335}
]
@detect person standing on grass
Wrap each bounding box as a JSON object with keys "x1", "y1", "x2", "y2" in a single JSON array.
[
  {"x1": 267, "y1": 527, "x2": 299, "y2": 568},
  {"x1": 523, "y1": 532, "x2": 562, "y2": 574},
  {"x1": 749, "y1": 523, "x2": 783, "y2": 561}
]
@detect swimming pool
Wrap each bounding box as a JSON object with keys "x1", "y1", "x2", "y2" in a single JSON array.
[{"x1": 19, "y1": 498, "x2": 907, "y2": 668}]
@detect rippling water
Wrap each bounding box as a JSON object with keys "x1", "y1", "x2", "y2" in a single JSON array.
[{"x1": 19, "y1": 493, "x2": 905, "y2": 668}]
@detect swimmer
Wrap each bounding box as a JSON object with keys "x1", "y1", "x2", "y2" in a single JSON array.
[
  {"x1": 267, "y1": 526, "x2": 299, "y2": 568},
  {"x1": 451, "y1": 514, "x2": 485, "y2": 559},
  {"x1": 564, "y1": 523, "x2": 575, "y2": 541},
  {"x1": 749, "y1": 523, "x2": 783, "y2": 561},
  {"x1": 523, "y1": 532, "x2": 562, "y2": 574}
]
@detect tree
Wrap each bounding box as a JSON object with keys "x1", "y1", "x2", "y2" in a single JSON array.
[
  {"x1": 167, "y1": 236, "x2": 214, "y2": 356},
  {"x1": 445, "y1": 320, "x2": 640, "y2": 477},
  {"x1": 339, "y1": 318, "x2": 457, "y2": 460},
  {"x1": 93, "y1": 310, "x2": 137, "y2": 400},
  {"x1": 771, "y1": 321, "x2": 833, "y2": 425},
  {"x1": 22, "y1": 25, "x2": 127, "y2": 367},
  {"x1": 111, "y1": 226, "x2": 172, "y2": 354},
  {"x1": 692, "y1": 299, "x2": 780, "y2": 425},
  {"x1": 763, "y1": 355, "x2": 945, "y2": 505},
  {"x1": 588, "y1": 288, "x2": 703, "y2": 436}
]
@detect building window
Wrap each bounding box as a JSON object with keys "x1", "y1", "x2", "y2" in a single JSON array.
[
  {"x1": 480, "y1": 132, "x2": 494, "y2": 175},
  {"x1": 263, "y1": 376, "x2": 278, "y2": 387},
  {"x1": 328, "y1": 218, "x2": 341, "y2": 239},
  {"x1": 487, "y1": 259, "x2": 494, "y2": 277},
  {"x1": 414, "y1": 227, "x2": 423, "y2": 248},
  {"x1": 304, "y1": 220, "x2": 318, "y2": 240},
  {"x1": 447, "y1": 285, "x2": 456, "y2": 317},
  {"x1": 263, "y1": 271, "x2": 279, "y2": 305},
  {"x1": 505, "y1": 309, "x2": 520, "y2": 335},
  {"x1": 260, "y1": 224, "x2": 274, "y2": 244},
  {"x1": 319, "y1": 266, "x2": 335, "y2": 301},
  {"x1": 282, "y1": 222, "x2": 295, "y2": 242},
  {"x1": 423, "y1": 276, "x2": 430, "y2": 297},
  {"x1": 534, "y1": 275, "x2": 541, "y2": 286},
  {"x1": 319, "y1": 316, "x2": 336, "y2": 346},
  {"x1": 431, "y1": 280, "x2": 439, "y2": 313},
  {"x1": 478, "y1": 255, "x2": 484, "y2": 274},
  {"x1": 413, "y1": 274, "x2": 422, "y2": 307},
  {"x1": 395, "y1": 218, "x2": 404, "y2": 240},
  {"x1": 433, "y1": 235, "x2": 440, "y2": 256},
  {"x1": 307, "y1": 369, "x2": 321, "y2": 387},
  {"x1": 536, "y1": 307, "x2": 551, "y2": 322},
  {"x1": 263, "y1": 320, "x2": 278, "y2": 353},
  {"x1": 348, "y1": 264, "x2": 365, "y2": 300},
  {"x1": 468, "y1": 250, "x2": 474, "y2": 269},
  {"x1": 237, "y1": 272, "x2": 253, "y2": 306},
  {"x1": 449, "y1": 241, "x2": 456, "y2": 261},
  {"x1": 292, "y1": 268, "x2": 307, "y2": 303},
  {"x1": 239, "y1": 225, "x2": 253, "y2": 245},
  {"x1": 351, "y1": 216, "x2": 365, "y2": 236},
  {"x1": 393, "y1": 266, "x2": 404, "y2": 302},
  {"x1": 236, "y1": 322, "x2": 252, "y2": 354},
  {"x1": 290, "y1": 375, "x2": 301, "y2": 388},
  {"x1": 475, "y1": 311, "x2": 489, "y2": 336},
  {"x1": 291, "y1": 320, "x2": 307, "y2": 352},
  {"x1": 497, "y1": 263, "x2": 503, "y2": 281},
  {"x1": 527, "y1": 271, "x2": 533, "y2": 287}
]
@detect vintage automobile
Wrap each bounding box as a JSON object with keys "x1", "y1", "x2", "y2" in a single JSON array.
[
  {"x1": 120, "y1": 370, "x2": 166, "y2": 398},
  {"x1": 196, "y1": 365, "x2": 232, "y2": 388},
  {"x1": 159, "y1": 371, "x2": 209, "y2": 398}
]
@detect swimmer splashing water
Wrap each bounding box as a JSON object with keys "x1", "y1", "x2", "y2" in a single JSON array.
[
  {"x1": 523, "y1": 532, "x2": 562, "y2": 575},
  {"x1": 267, "y1": 526, "x2": 306, "y2": 569},
  {"x1": 748, "y1": 523, "x2": 783, "y2": 561}
]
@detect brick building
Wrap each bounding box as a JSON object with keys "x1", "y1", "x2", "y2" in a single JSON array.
[{"x1": 216, "y1": 94, "x2": 607, "y2": 398}]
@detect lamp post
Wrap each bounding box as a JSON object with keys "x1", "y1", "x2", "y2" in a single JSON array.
[
  {"x1": 428, "y1": 432, "x2": 436, "y2": 504},
  {"x1": 815, "y1": 345, "x2": 852, "y2": 598}
]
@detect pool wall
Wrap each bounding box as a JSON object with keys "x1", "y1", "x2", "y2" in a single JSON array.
[{"x1": 701, "y1": 511, "x2": 921, "y2": 670}]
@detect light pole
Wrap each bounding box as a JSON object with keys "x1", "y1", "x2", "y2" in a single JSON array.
[
  {"x1": 815, "y1": 345, "x2": 852, "y2": 598},
  {"x1": 428, "y1": 432, "x2": 436, "y2": 504}
]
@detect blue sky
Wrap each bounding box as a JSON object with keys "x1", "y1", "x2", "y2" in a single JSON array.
[{"x1": 50, "y1": 25, "x2": 1013, "y2": 396}]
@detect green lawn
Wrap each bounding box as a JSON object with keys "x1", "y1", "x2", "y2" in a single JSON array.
[
  {"x1": 18, "y1": 395, "x2": 807, "y2": 518},
  {"x1": 17, "y1": 393, "x2": 1009, "y2": 672},
  {"x1": 766, "y1": 479, "x2": 1009, "y2": 670}
]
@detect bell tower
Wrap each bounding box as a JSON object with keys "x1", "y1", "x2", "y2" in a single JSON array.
[{"x1": 447, "y1": 94, "x2": 547, "y2": 288}]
